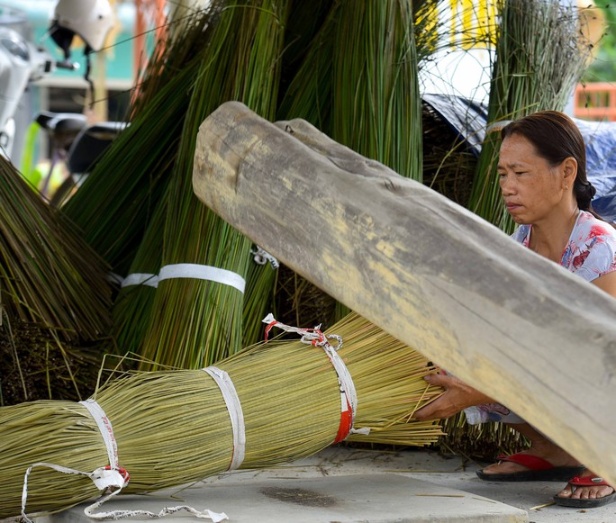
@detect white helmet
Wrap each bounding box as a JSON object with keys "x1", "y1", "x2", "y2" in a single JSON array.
[{"x1": 50, "y1": 0, "x2": 114, "y2": 56}]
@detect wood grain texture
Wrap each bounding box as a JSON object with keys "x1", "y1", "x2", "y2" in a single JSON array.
[{"x1": 193, "y1": 101, "x2": 616, "y2": 483}]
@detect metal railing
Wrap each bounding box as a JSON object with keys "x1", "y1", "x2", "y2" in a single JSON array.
[{"x1": 574, "y1": 82, "x2": 616, "y2": 122}]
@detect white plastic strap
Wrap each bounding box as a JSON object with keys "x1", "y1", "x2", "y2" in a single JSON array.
[
  {"x1": 21, "y1": 462, "x2": 226, "y2": 523},
  {"x1": 322, "y1": 343, "x2": 358, "y2": 418},
  {"x1": 121, "y1": 273, "x2": 159, "y2": 288},
  {"x1": 80, "y1": 399, "x2": 120, "y2": 468},
  {"x1": 203, "y1": 367, "x2": 246, "y2": 471},
  {"x1": 158, "y1": 264, "x2": 246, "y2": 293},
  {"x1": 83, "y1": 493, "x2": 228, "y2": 522},
  {"x1": 21, "y1": 463, "x2": 130, "y2": 523}
]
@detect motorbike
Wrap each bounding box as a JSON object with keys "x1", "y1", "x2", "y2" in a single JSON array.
[
  {"x1": 0, "y1": 1, "x2": 124, "y2": 201},
  {"x1": 0, "y1": 2, "x2": 86, "y2": 161}
]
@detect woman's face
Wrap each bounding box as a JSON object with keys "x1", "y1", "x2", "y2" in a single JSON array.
[{"x1": 497, "y1": 133, "x2": 567, "y2": 225}]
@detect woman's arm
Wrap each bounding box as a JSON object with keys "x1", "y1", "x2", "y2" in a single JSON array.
[
  {"x1": 413, "y1": 373, "x2": 494, "y2": 421},
  {"x1": 592, "y1": 270, "x2": 616, "y2": 298}
]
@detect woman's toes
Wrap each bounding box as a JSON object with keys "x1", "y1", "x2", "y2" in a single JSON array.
[{"x1": 556, "y1": 485, "x2": 573, "y2": 499}]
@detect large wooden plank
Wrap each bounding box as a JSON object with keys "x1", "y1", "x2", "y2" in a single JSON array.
[{"x1": 192, "y1": 101, "x2": 616, "y2": 484}]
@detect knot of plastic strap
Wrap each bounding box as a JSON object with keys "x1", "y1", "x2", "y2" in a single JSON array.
[
  {"x1": 261, "y1": 314, "x2": 368, "y2": 443},
  {"x1": 262, "y1": 313, "x2": 342, "y2": 350},
  {"x1": 91, "y1": 465, "x2": 131, "y2": 492},
  {"x1": 20, "y1": 398, "x2": 131, "y2": 523},
  {"x1": 251, "y1": 246, "x2": 280, "y2": 269}
]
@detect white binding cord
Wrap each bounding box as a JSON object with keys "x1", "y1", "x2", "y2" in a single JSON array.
[
  {"x1": 20, "y1": 399, "x2": 227, "y2": 523},
  {"x1": 158, "y1": 264, "x2": 246, "y2": 294},
  {"x1": 202, "y1": 367, "x2": 246, "y2": 471},
  {"x1": 262, "y1": 314, "x2": 369, "y2": 442},
  {"x1": 121, "y1": 273, "x2": 160, "y2": 288}
]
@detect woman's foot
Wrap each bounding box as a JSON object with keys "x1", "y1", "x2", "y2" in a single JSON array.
[
  {"x1": 479, "y1": 448, "x2": 581, "y2": 477},
  {"x1": 554, "y1": 470, "x2": 616, "y2": 508},
  {"x1": 477, "y1": 423, "x2": 583, "y2": 481}
]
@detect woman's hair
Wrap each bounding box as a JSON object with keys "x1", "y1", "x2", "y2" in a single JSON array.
[{"x1": 501, "y1": 111, "x2": 596, "y2": 212}]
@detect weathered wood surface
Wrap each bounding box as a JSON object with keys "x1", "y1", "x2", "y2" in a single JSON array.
[{"x1": 193, "y1": 101, "x2": 616, "y2": 484}]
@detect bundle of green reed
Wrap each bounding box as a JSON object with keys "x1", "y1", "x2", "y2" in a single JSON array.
[
  {"x1": 239, "y1": 0, "x2": 346, "y2": 346},
  {"x1": 137, "y1": 0, "x2": 292, "y2": 370},
  {"x1": 468, "y1": 0, "x2": 591, "y2": 231},
  {"x1": 110, "y1": 199, "x2": 165, "y2": 358},
  {"x1": 0, "y1": 156, "x2": 111, "y2": 342},
  {"x1": 0, "y1": 313, "x2": 443, "y2": 520},
  {"x1": 0, "y1": 158, "x2": 110, "y2": 406},
  {"x1": 60, "y1": 8, "x2": 213, "y2": 276},
  {"x1": 330, "y1": 0, "x2": 422, "y2": 181},
  {"x1": 278, "y1": 0, "x2": 424, "y2": 323}
]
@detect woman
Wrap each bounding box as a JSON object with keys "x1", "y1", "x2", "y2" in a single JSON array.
[{"x1": 414, "y1": 110, "x2": 616, "y2": 508}]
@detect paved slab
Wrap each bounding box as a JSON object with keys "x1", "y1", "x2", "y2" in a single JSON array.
[
  {"x1": 45, "y1": 474, "x2": 527, "y2": 523},
  {"x1": 38, "y1": 446, "x2": 616, "y2": 523}
]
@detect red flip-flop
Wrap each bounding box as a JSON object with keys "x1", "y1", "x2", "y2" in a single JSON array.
[
  {"x1": 554, "y1": 476, "x2": 616, "y2": 508},
  {"x1": 476, "y1": 453, "x2": 585, "y2": 482}
]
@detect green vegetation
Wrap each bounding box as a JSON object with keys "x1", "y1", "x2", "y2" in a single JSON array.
[{"x1": 583, "y1": 4, "x2": 616, "y2": 82}]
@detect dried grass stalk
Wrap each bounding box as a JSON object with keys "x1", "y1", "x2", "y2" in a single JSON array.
[{"x1": 0, "y1": 156, "x2": 111, "y2": 342}]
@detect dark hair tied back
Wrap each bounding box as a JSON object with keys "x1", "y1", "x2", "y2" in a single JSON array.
[{"x1": 574, "y1": 179, "x2": 596, "y2": 212}]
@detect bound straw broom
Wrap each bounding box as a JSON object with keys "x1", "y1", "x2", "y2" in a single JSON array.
[{"x1": 0, "y1": 313, "x2": 443, "y2": 520}]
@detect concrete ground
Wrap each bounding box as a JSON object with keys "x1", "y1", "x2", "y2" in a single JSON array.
[{"x1": 40, "y1": 446, "x2": 616, "y2": 523}]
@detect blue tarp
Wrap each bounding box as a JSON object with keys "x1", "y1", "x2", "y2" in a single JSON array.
[{"x1": 423, "y1": 94, "x2": 616, "y2": 222}]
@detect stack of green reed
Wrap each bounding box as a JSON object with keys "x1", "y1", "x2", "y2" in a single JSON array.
[
  {"x1": 65, "y1": 1, "x2": 429, "y2": 367},
  {"x1": 0, "y1": 313, "x2": 443, "y2": 520},
  {"x1": 277, "y1": 0, "x2": 425, "y2": 323}
]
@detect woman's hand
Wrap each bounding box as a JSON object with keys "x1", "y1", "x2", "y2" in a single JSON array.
[{"x1": 413, "y1": 373, "x2": 494, "y2": 421}]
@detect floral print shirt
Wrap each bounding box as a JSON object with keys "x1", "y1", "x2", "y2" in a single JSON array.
[{"x1": 511, "y1": 210, "x2": 616, "y2": 282}]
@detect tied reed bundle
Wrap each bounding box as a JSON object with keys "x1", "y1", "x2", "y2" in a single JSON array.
[
  {"x1": 0, "y1": 313, "x2": 443, "y2": 520},
  {"x1": 138, "y1": 0, "x2": 292, "y2": 370}
]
